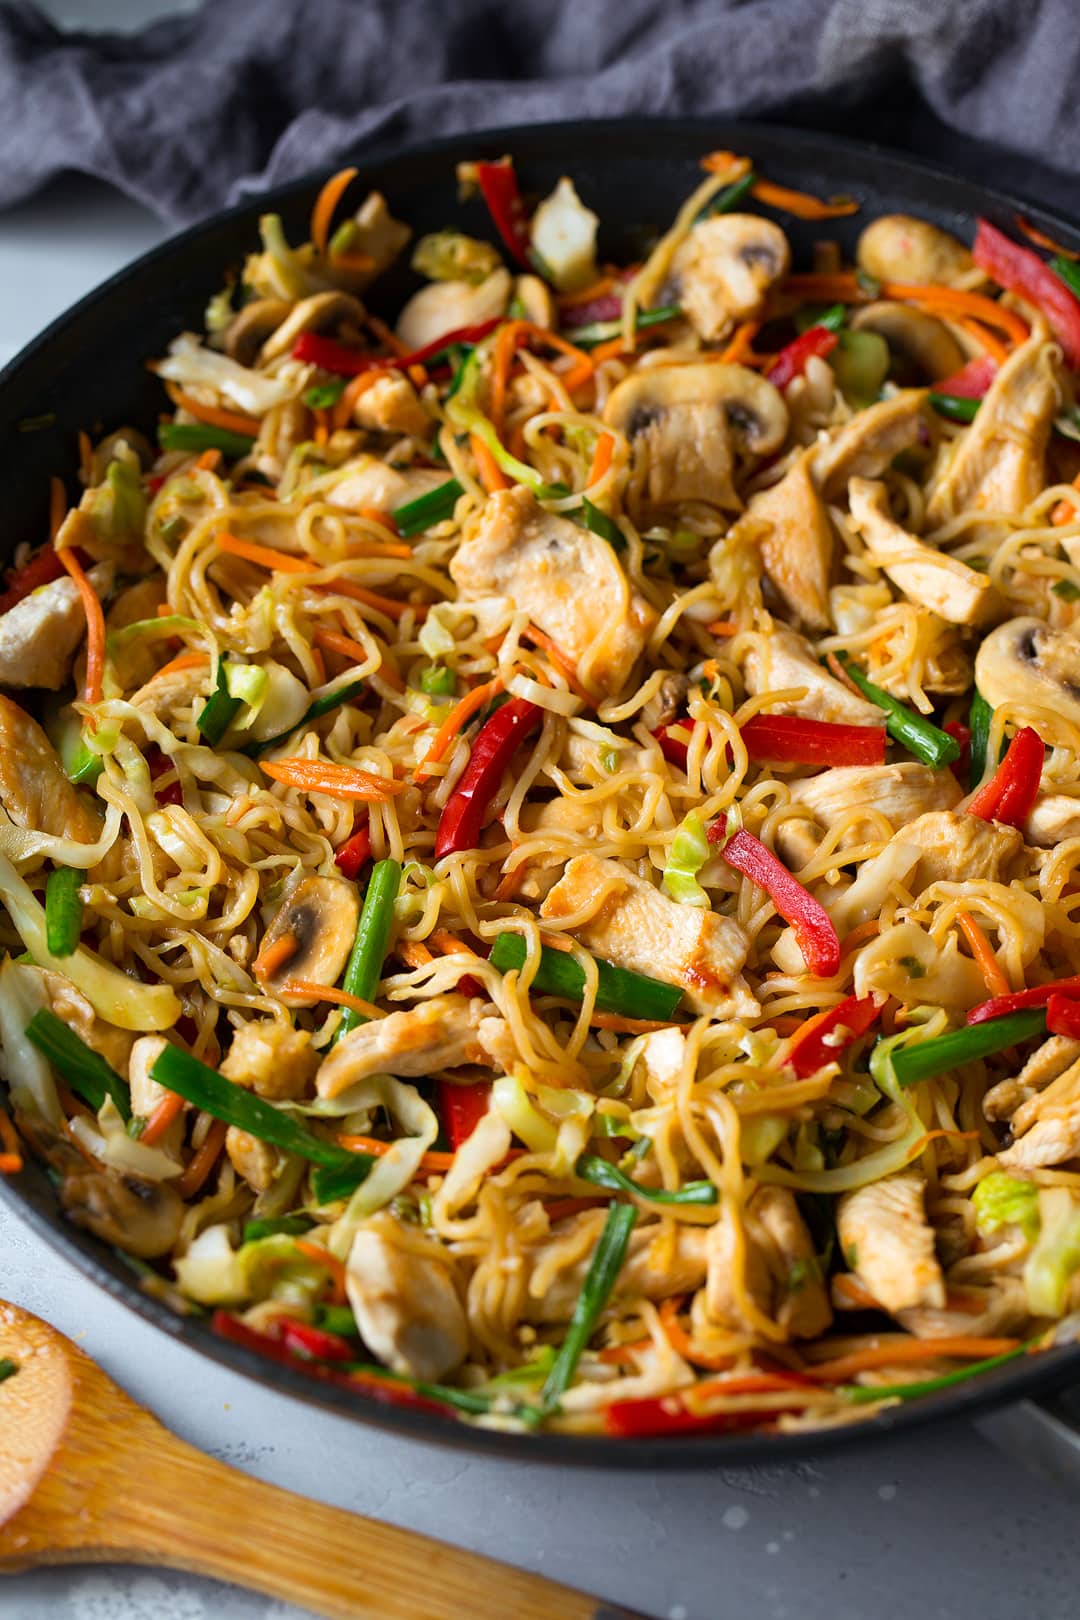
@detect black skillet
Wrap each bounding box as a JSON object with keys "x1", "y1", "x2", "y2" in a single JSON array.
[{"x1": 2, "y1": 116, "x2": 1080, "y2": 1469}]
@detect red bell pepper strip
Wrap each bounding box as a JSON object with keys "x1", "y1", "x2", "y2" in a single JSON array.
[
  {"x1": 943, "y1": 721, "x2": 971, "y2": 784},
  {"x1": 475, "y1": 159, "x2": 532, "y2": 269},
  {"x1": 784, "y1": 993, "x2": 881, "y2": 1078},
  {"x1": 654, "y1": 720, "x2": 694, "y2": 769},
  {"x1": 146, "y1": 746, "x2": 183, "y2": 807},
  {"x1": 334, "y1": 824, "x2": 371, "y2": 880},
  {"x1": 605, "y1": 1373, "x2": 814, "y2": 1437},
  {"x1": 277, "y1": 1317, "x2": 355, "y2": 1363},
  {"x1": 293, "y1": 318, "x2": 504, "y2": 377},
  {"x1": 933, "y1": 354, "x2": 998, "y2": 399},
  {"x1": 766, "y1": 325, "x2": 839, "y2": 390},
  {"x1": 434, "y1": 697, "x2": 541, "y2": 859},
  {"x1": 967, "y1": 973, "x2": 1080, "y2": 1026},
  {"x1": 973, "y1": 219, "x2": 1080, "y2": 368},
  {"x1": 1045, "y1": 994, "x2": 1080, "y2": 1040},
  {"x1": 739, "y1": 714, "x2": 886, "y2": 768},
  {"x1": 710, "y1": 825, "x2": 841, "y2": 977},
  {"x1": 966, "y1": 725, "x2": 1043, "y2": 827},
  {"x1": 437, "y1": 1079, "x2": 492, "y2": 1149},
  {"x1": 0, "y1": 544, "x2": 87, "y2": 617}
]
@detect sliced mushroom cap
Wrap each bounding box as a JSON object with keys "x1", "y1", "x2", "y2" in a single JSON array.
[
  {"x1": 849, "y1": 301, "x2": 966, "y2": 382},
  {"x1": 856, "y1": 215, "x2": 977, "y2": 289},
  {"x1": 259, "y1": 291, "x2": 368, "y2": 365},
  {"x1": 514, "y1": 274, "x2": 556, "y2": 329},
  {"x1": 669, "y1": 214, "x2": 790, "y2": 341},
  {"x1": 59, "y1": 1166, "x2": 184, "y2": 1258},
  {"x1": 395, "y1": 268, "x2": 512, "y2": 352},
  {"x1": 258, "y1": 874, "x2": 361, "y2": 1007},
  {"x1": 224, "y1": 298, "x2": 292, "y2": 366},
  {"x1": 975, "y1": 617, "x2": 1080, "y2": 742}
]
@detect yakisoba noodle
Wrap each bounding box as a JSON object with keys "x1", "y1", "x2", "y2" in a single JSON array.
[{"x1": 4, "y1": 156, "x2": 1080, "y2": 1436}]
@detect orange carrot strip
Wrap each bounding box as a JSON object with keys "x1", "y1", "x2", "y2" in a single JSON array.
[
  {"x1": 332, "y1": 370, "x2": 381, "y2": 431},
  {"x1": 398, "y1": 941, "x2": 435, "y2": 970},
  {"x1": 1015, "y1": 213, "x2": 1080, "y2": 261},
  {"x1": 77, "y1": 429, "x2": 94, "y2": 483},
  {"x1": 471, "y1": 432, "x2": 511, "y2": 493},
  {"x1": 598, "y1": 1337, "x2": 651, "y2": 1365},
  {"x1": 330, "y1": 252, "x2": 377, "y2": 275},
  {"x1": 357, "y1": 507, "x2": 403, "y2": 537},
  {"x1": 588, "y1": 432, "x2": 615, "y2": 485},
  {"x1": 590, "y1": 1011, "x2": 673, "y2": 1034},
  {"x1": 216, "y1": 531, "x2": 310, "y2": 572},
  {"x1": 782, "y1": 272, "x2": 1030, "y2": 345},
  {"x1": 338, "y1": 1133, "x2": 457, "y2": 1174},
  {"x1": 706, "y1": 618, "x2": 739, "y2": 637},
  {"x1": 260, "y1": 758, "x2": 406, "y2": 801},
  {"x1": 174, "y1": 1118, "x2": 228, "y2": 1199},
  {"x1": 154, "y1": 650, "x2": 208, "y2": 680},
  {"x1": 659, "y1": 1297, "x2": 735, "y2": 1370},
  {"x1": 324, "y1": 579, "x2": 428, "y2": 621},
  {"x1": 956, "y1": 910, "x2": 1011, "y2": 998},
  {"x1": 751, "y1": 178, "x2": 859, "y2": 219},
  {"x1": 277, "y1": 979, "x2": 386, "y2": 1019},
  {"x1": 48, "y1": 475, "x2": 67, "y2": 541},
  {"x1": 556, "y1": 276, "x2": 615, "y2": 306},
  {"x1": 520, "y1": 622, "x2": 592, "y2": 701},
  {"x1": 717, "y1": 321, "x2": 762, "y2": 365},
  {"x1": 954, "y1": 315, "x2": 1010, "y2": 366},
  {"x1": 428, "y1": 929, "x2": 480, "y2": 959},
  {"x1": 294, "y1": 1239, "x2": 349, "y2": 1305},
  {"x1": 56, "y1": 544, "x2": 106, "y2": 705},
  {"x1": 215, "y1": 532, "x2": 426, "y2": 621},
  {"x1": 838, "y1": 919, "x2": 881, "y2": 955},
  {"x1": 140, "y1": 1089, "x2": 185, "y2": 1146},
  {"x1": 312, "y1": 627, "x2": 405, "y2": 693},
  {"x1": 803, "y1": 1336, "x2": 1020, "y2": 1383},
  {"x1": 251, "y1": 931, "x2": 300, "y2": 981},
  {"x1": 700, "y1": 151, "x2": 753, "y2": 177},
  {"x1": 366, "y1": 313, "x2": 409, "y2": 358},
  {"x1": 489, "y1": 318, "x2": 525, "y2": 437},
  {"x1": 1052, "y1": 472, "x2": 1080, "y2": 526},
  {"x1": 414, "y1": 676, "x2": 503, "y2": 783},
  {"x1": 164, "y1": 383, "x2": 262, "y2": 438},
  {"x1": 196, "y1": 448, "x2": 223, "y2": 473},
  {"x1": 0, "y1": 1108, "x2": 24, "y2": 1175},
  {"x1": 311, "y1": 166, "x2": 358, "y2": 257}
]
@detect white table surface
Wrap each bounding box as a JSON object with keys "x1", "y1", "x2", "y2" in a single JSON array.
[{"x1": 3, "y1": 34, "x2": 1080, "y2": 1620}]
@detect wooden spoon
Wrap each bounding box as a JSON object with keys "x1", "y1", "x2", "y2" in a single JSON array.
[{"x1": 0, "y1": 1301, "x2": 650, "y2": 1620}]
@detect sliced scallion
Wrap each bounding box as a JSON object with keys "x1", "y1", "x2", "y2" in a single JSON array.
[
  {"x1": 579, "y1": 497, "x2": 625, "y2": 551},
  {"x1": 576, "y1": 1153, "x2": 717, "y2": 1205},
  {"x1": 489, "y1": 932, "x2": 683, "y2": 1021},
  {"x1": 158, "y1": 422, "x2": 255, "y2": 458},
  {"x1": 391, "y1": 479, "x2": 464, "y2": 538},
  {"x1": 44, "y1": 867, "x2": 83, "y2": 958},
  {"x1": 26, "y1": 1008, "x2": 131, "y2": 1120},
  {"x1": 888, "y1": 1008, "x2": 1047, "y2": 1088},
  {"x1": 835, "y1": 653, "x2": 960, "y2": 770},
  {"x1": 334, "y1": 858, "x2": 401, "y2": 1043},
  {"x1": 541, "y1": 1200, "x2": 637, "y2": 1410}
]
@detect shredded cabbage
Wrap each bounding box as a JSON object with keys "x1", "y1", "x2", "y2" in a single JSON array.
[
  {"x1": 325, "y1": 1077, "x2": 439, "y2": 1260},
  {"x1": 69, "y1": 1096, "x2": 181, "y2": 1181},
  {"x1": 0, "y1": 960, "x2": 61, "y2": 1125},
  {"x1": 662, "y1": 811, "x2": 710, "y2": 908},
  {"x1": 157, "y1": 332, "x2": 303, "y2": 415},
  {"x1": 175, "y1": 1226, "x2": 328, "y2": 1307},
  {"x1": 1025, "y1": 1188, "x2": 1080, "y2": 1317},
  {"x1": 973, "y1": 1172, "x2": 1041, "y2": 1242},
  {"x1": 412, "y1": 231, "x2": 503, "y2": 285}
]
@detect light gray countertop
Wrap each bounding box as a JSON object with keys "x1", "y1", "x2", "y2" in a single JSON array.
[{"x1": 1, "y1": 87, "x2": 1079, "y2": 1620}]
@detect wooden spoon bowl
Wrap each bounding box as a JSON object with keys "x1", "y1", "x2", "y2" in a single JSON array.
[{"x1": 0, "y1": 1300, "x2": 648, "y2": 1619}]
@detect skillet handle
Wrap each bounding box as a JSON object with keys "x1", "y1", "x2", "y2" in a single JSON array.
[{"x1": 978, "y1": 1390, "x2": 1080, "y2": 1491}]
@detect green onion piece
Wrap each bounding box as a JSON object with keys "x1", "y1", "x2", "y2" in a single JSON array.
[
  {"x1": 150, "y1": 1043, "x2": 367, "y2": 1173},
  {"x1": 489, "y1": 932, "x2": 683, "y2": 1021},
  {"x1": 571, "y1": 306, "x2": 682, "y2": 348},
  {"x1": 444, "y1": 345, "x2": 472, "y2": 399},
  {"x1": 197, "y1": 659, "x2": 242, "y2": 748},
  {"x1": 579, "y1": 497, "x2": 625, "y2": 551},
  {"x1": 889, "y1": 1008, "x2": 1047, "y2": 1088},
  {"x1": 243, "y1": 676, "x2": 366, "y2": 758},
  {"x1": 1053, "y1": 578, "x2": 1080, "y2": 602},
  {"x1": 45, "y1": 867, "x2": 83, "y2": 958},
  {"x1": 794, "y1": 302, "x2": 847, "y2": 335},
  {"x1": 704, "y1": 169, "x2": 756, "y2": 217},
  {"x1": 0, "y1": 1357, "x2": 18, "y2": 1383},
  {"x1": 576, "y1": 1153, "x2": 717, "y2": 1206},
  {"x1": 26, "y1": 1008, "x2": 131, "y2": 1120},
  {"x1": 969, "y1": 689, "x2": 993, "y2": 790},
  {"x1": 391, "y1": 479, "x2": 464, "y2": 539},
  {"x1": 343, "y1": 1360, "x2": 534, "y2": 1420},
  {"x1": 835, "y1": 653, "x2": 960, "y2": 770},
  {"x1": 158, "y1": 422, "x2": 256, "y2": 459},
  {"x1": 1050, "y1": 255, "x2": 1080, "y2": 301},
  {"x1": 420, "y1": 664, "x2": 457, "y2": 696},
  {"x1": 840, "y1": 1343, "x2": 1029, "y2": 1404},
  {"x1": 314, "y1": 1303, "x2": 359, "y2": 1335},
  {"x1": 311, "y1": 1158, "x2": 373, "y2": 1203},
  {"x1": 541, "y1": 1200, "x2": 637, "y2": 1410},
  {"x1": 335, "y1": 858, "x2": 402, "y2": 1044},
  {"x1": 929, "y1": 393, "x2": 981, "y2": 423},
  {"x1": 303, "y1": 378, "x2": 346, "y2": 409},
  {"x1": 242, "y1": 1214, "x2": 314, "y2": 1244}
]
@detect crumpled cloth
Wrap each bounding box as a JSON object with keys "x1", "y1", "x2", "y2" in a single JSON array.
[{"x1": 2, "y1": 0, "x2": 1078, "y2": 223}]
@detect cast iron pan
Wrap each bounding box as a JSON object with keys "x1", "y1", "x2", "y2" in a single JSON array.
[{"x1": 1, "y1": 117, "x2": 1078, "y2": 1467}]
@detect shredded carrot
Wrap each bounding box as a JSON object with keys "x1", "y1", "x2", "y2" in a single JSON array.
[
  {"x1": 414, "y1": 676, "x2": 503, "y2": 783},
  {"x1": 330, "y1": 251, "x2": 377, "y2": 275},
  {"x1": 309, "y1": 645, "x2": 326, "y2": 684},
  {"x1": 699, "y1": 151, "x2": 753, "y2": 178},
  {"x1": 954, "y1": 315, "x2": 1009, "y2": 366},
  {"x1": 782, "y1": 273, "x2": 1030, "y2": 345},
  {"x1": 56, "y1": 543, "x2": 106, "y2": 705},
  {"x1": 557, "y1": 359, "x2": 596, "y2": 397},
  {"x1": 1052, "y1": 472, "x2": 1080, "y2": 526},
  {"x1": 429, "y1": 929, "x2": 480, "y2": 959},
  {"x1": 557, "y1": 276, "x2": 615, "y2": 306},
  {"x1": 831, "y1": 1274, "x2": 880, "y2": 1311},
  {"x1": 489, "y1": 318, "x2": 524, "y2": 437},
  {"x1": 313, "y1": 627, "x2": 406, "y2": 694},
  {"x1": 164, "y1": 383, "x2": 262, "y2": 438},
  {"x1": 398, "y1": 940, "x2": 435, "y2": 970},
  {"x1": 154, "y1": 649, "x2": 208, "y2": 680},
  {"x1": 294, "y1": 1238, "x2": 349, "y2": 1304},
  {"x1": 214, "y1": 531, "x2": 425, "y2": 620},
  {"x1": 520, "y1": 623, "x2": 592, "y2": 701},
  {"x1": 543, "y1": 1196, "x2": 609, "y2": 1222},
  {"x1": 0, "y1": 1107, "x2": 23, "y2": 1175},
  {"x1": 174, "y1": 1118, "x2": 228, "y2": 1199},
  {"x1": 358, "y1": 507, "x2": 402, "y2": 536},
  {"x1": 471, "y1": 432, "x2": 511, "y2": 493},
  {"x1": 196, "y1": 448, "x2": 223, "y2": 473},
  {"x1": 804, "y1": 1336, "x2": 1020, "y2": 1383},
  {"x1": 260, "y1": 757, "x2": 406, "y2": 802},
  {"x1": 956, "y1": 910, "x2": 1011, "y2": 998},
  {"x1": 332, "y1": 370, "x2": 381, "y2": 431},
  {"x1": 216, "y1": 531, "x2": 309, "y2": 573},
  {"x1": 77, "y1": 429, "x2": 94, "y2": 483},
  {"x1": 598, "y1": 1337, "x2": 651, "y2": 1365},
  {"x1": 590, "y1": 1011, "x2": 673, "y2": 1034},
  {"x1": 277, "y1": 979, "x2": 386, "y2": 1019},
  {"x1": 588, "y1": 432, "x2": 615, "y2": 486},
  {"x1": 752, "y1": 178, "x2": 859, "y2": 219},
  {"x1": 717, "y1": 321, "x2": 762, "y2": 365},
  {"x1": 320, "y1": 579, "x2": 429, "y2": 622},
  {"x1": 140, "y1": 1090, "x2": 185, "y2": 1147},
  {"x1": 763, "y1": 1013, "x2": 805, "y2": 1037},
  {"x1": 1015, "y1": 213, "x2": 1080, "y2": 261},
  {"x1": 311, "y1": 166, "x2": 358, "y2": 257},
  {"x1": 839, "y1": 919, "x2": 881, "y2": 956},
  {"x1": 585, "y1": 336, "x2": 628, "y2": 367},
  {"x1": 659, "y1": 1297, "x2": 735, "y2": 1371},
  {"x1": 493, "y1": 864, "x2": 526, "y2": 902},
  {"x1": 705, "y1": 618, "x2": 739, "y2": 637},
  {"x1": 48, "y1": 475, "x2": 67, "y2": 541},
  {"x1": 366, "y1": 313, "x2": 409, "y2": 358},
  {"x1": 252, "y1": 931, "x2": 299, "y2": 981},
  {"x1": 338, "y1": 1133, "x2": 457, "y2": 1174}
]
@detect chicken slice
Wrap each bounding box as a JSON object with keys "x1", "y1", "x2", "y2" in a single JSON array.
[
  {"x1": 1024, "y1": 791, "x2": 1080, "y2": 848},
  {"x1": 837, "y1": 1174, "x2": 946, "y2": 1313},
  {"x1": 811, "y1": 392, "x2": 928, "y2": 499},
  {"x1": 848, "y1": 477, "x2": 1002, "y2": 626},
  {"x1": 706, "y1": 1186, "x2": 831, "y2": 1339},
  {"x1": 515, "y1": 796, "x2": 604, "y2": 901},
  {"x1": 525, "y1": 1213, "x2": 709, "y2": 1322},
  {"x1": 450, "y1": 486, "x2": 656, "y2": 697},
  {"x1": 346, "y1": 1215, "x2": 468, "y2": 1381},
  {"x1": 901, "y1": 809, "x2": 1023, "y2": 890},
  {"x1": 789, "y1": 761, "x2": 962, "y2": 831},
  {"x1": 742, "y1": 625, "x2": 882, "y2": 725},
  {"x1": 997, "y1": 1052, "x2": 1080, "y2": 1170},
  {"x1": 896, "y1": 1277, "x2": 1032, "y2": 1341},
  {"x1": 42, "y1": 970, "x2": 135, "y2": 1076},
  {"x1": 220, "y1": 1021, "x2": 319, "y2": 1101},
  {"x1": 0, "y1": 563, "x2": 112, "y2": 690},
  {"x1": 225, "y1": 1126, "x2": 282, "y2": 1194},
  {"x1": 0, "y1": 695, "x2": 103, "y2": 845},
  {"x1": 984, "y1": 1035, "x2": 1080, "y2": 1123},
  {"x1": 350, "y1": 372, "x2": 431, "y2": 439},
  {"x1": 540, "y1": 853, "x2": 757, "y2": 1019},
  {"x1": 925, "y1": 332, "x2": 1061, "y2": 535},
  {"x1": 327, "y1": 457, "x2": 447, "y2": 515},
  {"x1": 633, "y1": 1027, "x2": 688, "y2": 1100},
  {"x1": 316, "y1": 994, "x2": 510, "y2": 1099},
  {"x1": 749, "y1": 452, "x2": 834, "y2": 630}
]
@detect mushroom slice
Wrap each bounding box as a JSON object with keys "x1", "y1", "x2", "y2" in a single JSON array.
[
  {"x1": 604, "y1": 362, "x2": 787, "y2": 511},
  {"x1": 975, "y1": 616, "x2": 1080, "y2": 744},
  {"x1": 223, "y1": 298, "x2": 292, "y2": 367},
  {"x1": 258, "y1": 291, "x2": 368, "y2": 364},
  {"x1": 925, "y1": 332, "x2": 1061, "y2": 537},
  {"x1": 395, "y1": 268, "x2": 512, "y2": 352},
  {"x1": 856, "y1": 214, "x2": 977, "y2": 289},
  {"x1": 811, "y1": 390, "x2": 928, "y2": 499},
  {"x1": 748, "y1": 451, "x2": 834, "y2": 629},
  {"x1": 257, "y1": 874, "x2": 361, "y2": 1007},
  {"x1": 848, "y1": 477, "x2": 1002, "y2": 626},
  {"x1": 668, "y1": 214, "x2": 790, "y2": 341},
  {"x1": 849, "y1": 301, "x2": 965, "y2": 382}
]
